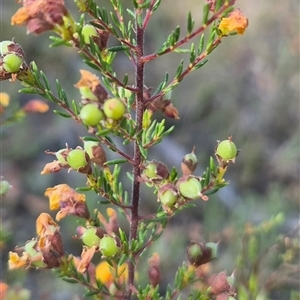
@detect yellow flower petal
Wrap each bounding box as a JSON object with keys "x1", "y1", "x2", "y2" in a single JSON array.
[
  {"x1": 95, "y1": 261, "x2": 128, "y2": 286},
  {"x1": 0, "y1": 93, "x2": 10, "y2": 107},
  {"x1": 8, "y1": 251, "x2": 29, "y2": 269}
]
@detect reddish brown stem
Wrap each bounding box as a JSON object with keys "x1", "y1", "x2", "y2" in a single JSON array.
[{"x1": 125, "y1": 7, "x2": 145, "y2": 300}]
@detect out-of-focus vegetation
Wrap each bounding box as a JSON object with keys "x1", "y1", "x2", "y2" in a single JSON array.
[{"x1": 1, "y1": 1, "x2": 299, "y2": 299}]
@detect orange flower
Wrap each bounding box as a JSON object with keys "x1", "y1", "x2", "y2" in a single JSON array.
[
  {"x1": 44, "y1": 184, "x2": 86, "y2": 210},
  {"x1": 95, "y1": 261, "x2": 128, "y2": 287},
  {"x1": 36, "y1": 213, "x2": 59, "y2": 236},
  {"x1": 218, "y1": 9, "x2": 248, "y2": 35},
  {"x1": 22, "y1": 99, "x2": 49, "y2": 113},
  {"x1": 44, "y1": 184, "x2": 89, "y2": 220}
]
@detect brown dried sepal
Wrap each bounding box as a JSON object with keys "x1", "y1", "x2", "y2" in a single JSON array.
[{"x1": 90, "y1": 144, "x2": 107, "y2": 167}]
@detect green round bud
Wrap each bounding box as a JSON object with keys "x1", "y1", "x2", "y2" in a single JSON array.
[
  {"x1": 82, "y1": 227, "x2": 101, "y2": 247},
  {"x1": 0, "y1": 40, "x2": 13, "y2": 55},
  {"x1": 3, "y1": 53, "x2": 23, "y2": 73},
  {"x1": 181, "y1": 150, "x2": 198, "y2": 175},
  {"x1": 216, "y1": 139, "x2": 237, "y2": 160},
  {"x1": 80, "y1": 103, "x2": 104, "y2": 126},
  {"x1": 0, "y1": 180, "x2": 11, "y2": 195},
  {"x1": 188, "y1": 244, "x2": 202, "y2": 259},
  {"x1": 100, "y1": 236, "x2": 119, "y2": 257},
  {"x1": 103, "y1": 98, "x2": 126, "y2": 120},
  {"x1": 81, "y1": 24, "x2": 97, "y2": 44},
  {"x1": 144, "y1": 163, "x2": 157, "y2": 179},
  {"x1": 159, "y1": 189, "x2": 178, "y2": 207},
  {"x1": 177, "y1": 176, "x2": 202, "y2": 199},
  {"x1": 67, "y1": 149, "x2": 88, "y2": 170}
]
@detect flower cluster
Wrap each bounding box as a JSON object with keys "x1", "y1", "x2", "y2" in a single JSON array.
[
  {"x1": 9, "y1": 213, "x2": 64, "y2": 270},
  {"x1": 11, "y1": 0, "x2": 75, "y2": 38}
]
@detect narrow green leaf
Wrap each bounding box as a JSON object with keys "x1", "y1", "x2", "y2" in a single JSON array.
[
  {"x1": 62, "y1": 278, "x2": 78, "y2": 284},
  {"x1": 132, "y1": 0, "x2": 138, "y2": 9},
  {"x1": 193, "y1": 59, "x2": 208, "y2": 70},
  {"x1": 189, "y1": 43, "x2": 195, "y2": 63},
  {"x1": 174, "y1": 26, "x2": 180, "y2": 43},
  {"x1": 18, "y1": 87, "x2": 39, "y2": 94},
  {"x1": 83, "y1": 290, "x2": 102, "y2": 297},
  {"x1": 173, "y1": 48, "x2": 190, "y2": 53},
  {"x1": 76, "y1": 186, "x2": 92, "y2": 192},
  {"x1": 138, "y1": 0, "x2": 151, "y2": 9},
  {"x1": 138, "y1": 144, "x2": 148, "y2": 159},
  {"x1": 56, "y1": 79, "x2": 68, "y2": 104},
  {"x1": 31, "y1": 61, "x2": 38, "y2": 73},
  {"x1": 187, "y1": 11, "x2": 194, "y2": 34},
  {"x1": 82, "y1": 136, "x2": 99, "y2": 142},
  {"x1": 40, "y1": 71, "x2": 51, "y2": 91},
  {"x1": 206, "y1": 27, "x2": 216, "y2": 52},
  {"x1": 126, "y1": 8, "x2": 135, "y2": 18},
  {"x1": 53, "y1": 110, "x2": 71, "y2": 118},
  {"x1": 204, "y1": 187, "x2": 219, "y2": 195},
  {"x1": 126, "y1": 172, "x2": 133, "y2": 182},
  {"x1": 107, "y1": 45, "x2": 130, "y2": 52},
  {"x1": 152, "y1": 71, "x2": 169, "y2": 95},
  {"x1": 198, "y1": 34, "x2": 205, "y2": 55},
  {"x1": 215, "y1": 0, "x2": 224, "y2": 11},
  {"x1": 119, "y1": 254, "x2": 128, "y2": 266},
  {"x1": 122, "y1": 73, "x2": 129, "y2": 85},
  {"x1": 204, "y1": 167, "x2": 210, "y2": 186},
  {"x1": 83, "y1": 60, "x2": 101, "y2": 71},
  {"x1": 209, "y1": 156, "x2": 216, "y2": 171},
  {"x1": 202, "y1": 3, "x2": 210, "y2": 25},
  {"x1": 104, "y1": 159, "x2": 128, "y2": 166},
  {"x1": 44, "y1": 89, "x2": 57, "y2": 102},
  {"x1": 105, "y1": 136, "x2": 116, "y2": 148},
  {"x1": 96, "y1": 128, "x2": 112, "y2": 136},
  {"x1": 110, "y1": 11, "x2": 121, "y2": 28},
  {"x1": 49, "y1": 36, "x2": 71, "y2": 48},
  {"x1": 163, "y1": 81, "x2": 178, "y2": 94},
  {"x1": 71, "y1": 99, "x2": 79, "y2": 115},
  {"x1": 161, "y1": 125, "x2": 174, "y2": 138},
  {"x1": 175, "y1": 60, "x2": 184, "y2": 78},
  {"x1": 152, "y1": 0, "x2": 162, "y2": 11}
]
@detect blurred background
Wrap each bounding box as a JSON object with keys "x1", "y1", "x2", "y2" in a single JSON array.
[{"x1": 1, "y1": 0, "x2": 299, "y2": 299}]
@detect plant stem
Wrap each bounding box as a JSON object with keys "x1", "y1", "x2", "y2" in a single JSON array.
[{"x1": 126, "y1": 8, "x2": 145, "y2": 300}]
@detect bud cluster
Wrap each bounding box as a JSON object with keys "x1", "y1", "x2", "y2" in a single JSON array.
[{"x1": 75, "y1": 70, "x2": 127, "y2": 128}]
